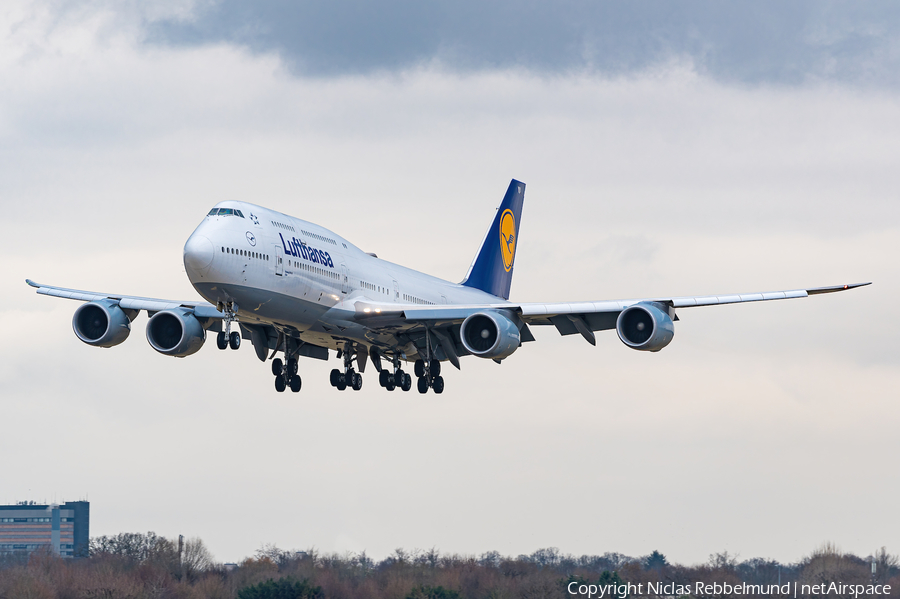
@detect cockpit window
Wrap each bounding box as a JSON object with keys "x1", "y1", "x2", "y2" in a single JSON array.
[{"x1": 208, "y1": 207, "x2": 244, "y2": 217}]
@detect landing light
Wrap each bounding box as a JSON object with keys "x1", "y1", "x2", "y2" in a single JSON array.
[{"x1": 364, "y1": 308, "x2": 371, "y2": 313}]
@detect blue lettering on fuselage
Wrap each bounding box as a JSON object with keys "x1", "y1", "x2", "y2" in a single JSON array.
[{"x1": 279, "y1": 233, "x2": 334, "y2": 268}]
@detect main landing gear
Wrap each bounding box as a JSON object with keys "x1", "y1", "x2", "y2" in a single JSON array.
[
  {"x1": 415, "y1": 328, "x2": 444, "y2": 394},
  {"x1": 215, "y1": 301, "x2": 241, "y2": 350},
  {"x1": 331, "y1": 343, "x2": 363, "y2": 391},
  {"x1": 377, "y1": 356, "x2": 412, "y2": 392},
  {"x1": 414, "y1": 358, "x2": 444, "y2": 394},
  {"x1": 271, "y1": 336, "x2": 302, "y2": 393},
  {"x1": 272, "y1": 356, "x2": 302, "y2": 393}
]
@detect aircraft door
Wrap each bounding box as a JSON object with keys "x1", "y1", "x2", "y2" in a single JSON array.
[
  {"x1": 393, "y1": 280, "x2": 399, "y2": 302},
  {"x1": 275, "y1": 245, "x2": 284, "y2": 276},
  {"x1": 341, "y1": 264, "x2": 349, "y2": 294}
]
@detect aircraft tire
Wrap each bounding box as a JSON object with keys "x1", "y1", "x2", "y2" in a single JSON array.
[
  {"x1": 289, "y1": 375, "x2": 302, "y2": 393},
  {"x1": 287, "y1": 358, "x2": 298, "y2": 376},
  {"x1": 330, "y1": 369, "x2": 342, "y2": 387},
  {"x1": 274, "y1": 375, "x2": 286, "y2": 392},
  {"x1": 417, "y1": 376, "x2": 428, "y2": 394},
  {"x1": 414, "y1": 359, "x2": 425, "y2": 378},
  {"x1": 401, "y1": 373, "x2": 412, "y2": 392},
  {"x1": 379, "y1": 371, "x2": 390, "y2": 387},
  {"x1": 433, "y1": 375, "x2": 444, "y2": 394},
  {"x1": 272, "y1": 359, "x2": 284, "y2": 377},
  {"x1": 229, "y1": 331, "x2": 241, "y2": 350},
  {"x1": 430, "y1": 359, "x2": 441, "y2": 376},
  {"x1": 216, "y1": 331, "x2": 228, "y2": 350},
  {"x1": 352, "y1": 373, "x2": 363, "y2": 391}
]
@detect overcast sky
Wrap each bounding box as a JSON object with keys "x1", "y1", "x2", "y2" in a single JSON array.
[{"x1": 1, "y1": 1, "x2": 898, "y2": 566}]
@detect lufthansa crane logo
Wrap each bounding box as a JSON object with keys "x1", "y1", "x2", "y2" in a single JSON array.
[
  {"x1": 499, "y1": 209, "x2": 516, "y2": 272},
  {"x1": 246, "y1": 231, "x2": 257, "y2": 246}
]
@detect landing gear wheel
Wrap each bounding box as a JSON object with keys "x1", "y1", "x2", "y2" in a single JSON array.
[
  {"x1": 336, "y1": 373, "x2": 347, "y2": 391},
  {"x1": 229, "y1": 331, "x2": 241, "y2": 350},
  {"x1": 385, "y1": 376, "x2": 396, "y2": 391},
  {"x1": 379, "y1": 371, "x2": 390, "y2": 387},
  {"x1": 414, "y1": 359, "x2": 425, "y2": 378},
  {"x1": 272, "y1": 359, "x2": 284, "y2": 377},
  {"x1": 401, "y1": 373, "x2": 412, "y2": 392},
  {"x1": 274, "y1": 375, "x2": 286, "y2": 392},
  {"x1": 330, "y1": 369, "x2": 342, "y2": 387},
  {"x1": 289, "y1": 375, "x2": 302, "y2": 393},
  {"x1": 429, "y1": 359, "x2": 441, "y2": 376},
  {"x1": 433, "y1": 375, "x2": 444, "y2": 394},
  {"x1": 352, "y1": 373, "x2": 363, "y2": 391},
  {"x1": 287, "y1": 358, "x2": 298, "y2": 376},
  {"x1": 417, "y1": 376, "x2": 429, "y2": 394},
  {"x1": 395, "y1": 369, "x2": 405, "y2": 383},
  {"x1": 216, "y1": 331, "x2": 228, "y2": 350}
]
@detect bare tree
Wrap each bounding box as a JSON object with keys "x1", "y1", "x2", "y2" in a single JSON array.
[
  {"x1": 709, "y1": 550, "x2": 739, "y2": 571},
  {"x1": 181, "y1": 537, "x2": 215, "y2": 579}
]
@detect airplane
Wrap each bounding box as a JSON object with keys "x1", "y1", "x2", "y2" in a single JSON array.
[{"x1": 27, "y1": 179, "x2": 869, "y2": 394}]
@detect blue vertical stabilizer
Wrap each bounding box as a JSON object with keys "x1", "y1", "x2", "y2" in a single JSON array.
[{"x1": 461, "y1": 179, "x2": 525, "y2": 300}]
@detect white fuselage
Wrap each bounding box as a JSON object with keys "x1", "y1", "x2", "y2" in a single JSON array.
[{"x1": 182, "y1": 201, "x2": 504, "y2": 353}]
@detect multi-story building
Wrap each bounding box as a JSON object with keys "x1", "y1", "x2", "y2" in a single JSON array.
[{"x1": 0, "y1": 501, "x2": 89, "y2": 558}]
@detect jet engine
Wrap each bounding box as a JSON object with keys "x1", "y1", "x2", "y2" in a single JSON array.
[
  {"x1": 460, "y1": 311, "x2": 521, "y2": 359},
  {"x1": 72, "y1": 300, "x2": 132, "y2": 347},
  {"x1": 146, "y1": 309, "x2": 206, "y2": 357},
  {"x1": 616, "y1": 303, "x2": 675, "y2": 352}
]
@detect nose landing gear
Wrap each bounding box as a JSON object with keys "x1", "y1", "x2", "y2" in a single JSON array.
[{"x1": 216, "y1": 302, "x2": 241, "y2": 350}]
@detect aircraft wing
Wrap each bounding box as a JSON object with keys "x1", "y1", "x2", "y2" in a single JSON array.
[
  {"x1": 354, "y1": 282, "x2": 871, "y2": 347},
  {"x1": 25, "y1": 279, "x2": 222, "y2": 318},
  {"x1": 513, "y1": 282, "x2": 870, "y2": 342}
]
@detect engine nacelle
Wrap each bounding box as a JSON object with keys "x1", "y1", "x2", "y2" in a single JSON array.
[
  {"x1": 616, "y1": 303, "x2": 675, "y2": 352},
  {"x1": 72, "y1": 300, "x2": 132, "y2": 347},
  {"x1": 146, "y1": 309, "x2": 206, "y2": 357},
  {"x1": 460, "y1": 311, "x2": 521, "y2": 360}
]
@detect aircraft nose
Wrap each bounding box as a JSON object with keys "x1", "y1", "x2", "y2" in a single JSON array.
[{"x1": 184, "y1": 234, "x2": 214, "y2": 271}]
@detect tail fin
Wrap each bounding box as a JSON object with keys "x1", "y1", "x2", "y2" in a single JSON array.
[{"x1": 461, "y1": 179, "x2": 525, "y2": 300}]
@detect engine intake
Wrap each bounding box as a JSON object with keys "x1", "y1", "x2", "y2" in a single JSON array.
[
  {"x1": 616, "y1": 303, "x2": 675, "y2": 352},
  {"x1": 460, "y1": 311, "x2": 521, "y2": 359},
  {"x1": 146, "y1": 309, "x2": 206, "y2": 357},
  {"x1": 72, "y1": 300, "x2": 132, "y2": 347}
]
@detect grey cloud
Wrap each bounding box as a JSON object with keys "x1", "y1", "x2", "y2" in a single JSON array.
[{"x1": 145, "y1": 0, "x2": 900, "y2": 84}]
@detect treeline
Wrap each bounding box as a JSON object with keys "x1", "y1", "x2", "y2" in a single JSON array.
[{"x1": 0, "y1": 534, "x2": 898, "y2": 599}]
